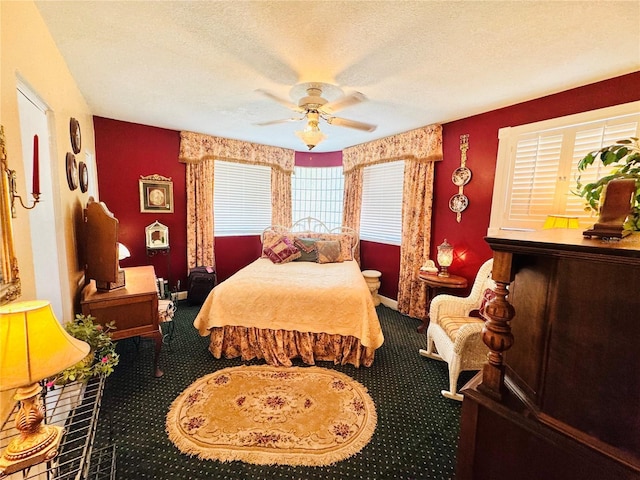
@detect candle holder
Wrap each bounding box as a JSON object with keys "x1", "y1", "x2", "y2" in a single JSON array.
[{"x1": 6, "y1": 168, "x2": 41, "y2": 218}]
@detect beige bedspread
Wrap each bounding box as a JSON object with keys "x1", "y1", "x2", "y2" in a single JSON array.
[{"x1": 193, "y1": 258, "x2": 384, "y2": 350}]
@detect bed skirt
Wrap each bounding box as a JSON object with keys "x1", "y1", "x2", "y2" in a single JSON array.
[{"x1": 208, "y1": 326, "x2": 376, "y2": 368}]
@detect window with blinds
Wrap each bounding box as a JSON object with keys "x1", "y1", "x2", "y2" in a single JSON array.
[
  {"x1": 490, "y1": 102, "x2": 640, "y2": 233},
  {"x1": 213, "y1": 160, "x2": 272, "y2": 236},
  {"x1": 360, "y1": 161, "x2": 405, "y2": 245},
  {"x1": 291, "y1": 166, "x2": 344, "y2": 229}
]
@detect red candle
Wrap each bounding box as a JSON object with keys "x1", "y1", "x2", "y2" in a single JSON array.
[{"x1": 32, "y1": 134, "x2": 40, "y2": 195}]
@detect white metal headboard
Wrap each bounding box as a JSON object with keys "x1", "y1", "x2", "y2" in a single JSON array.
[{"x1": 262, "y1": 217, "x2": 359, "y2": 255}]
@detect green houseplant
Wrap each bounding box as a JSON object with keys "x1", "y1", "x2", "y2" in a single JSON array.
[
  {"x1": 48, "y1": 314, "x2": 120, "y2": 385},
  {"x1": 575, "y1": 137, "x2": 640, "y2": 233}
]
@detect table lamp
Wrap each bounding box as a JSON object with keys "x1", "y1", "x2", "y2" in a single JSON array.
[
  {"x1": 543, "y1": 214, "x2": 580, "y2": 229},
  {"x1": 0, "y1": 300, "x2": 90, "y2": 476},
  {"x1": 437, "y1": 239, "x2": 454, "y2": 277}
]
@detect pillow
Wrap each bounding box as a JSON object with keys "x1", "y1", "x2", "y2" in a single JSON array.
[
  {"x1": 316, "y1": 240, "x2": 342, "y2": 264},
  {"x1": 478, "y1": 288, "x2": 497, "y2": 319},
  {"x1": 263, "y1": 236, "x2": 301, "y2": 264},
  {"x1": 293, "y1": 237, "x2": 318, "y2": 262}
]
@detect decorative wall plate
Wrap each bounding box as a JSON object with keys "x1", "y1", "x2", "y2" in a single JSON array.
[
  {"x1": 79, "y1": 161, "x2": 89, "y2": 192},
  {"x1": 449, "y1": 193, "x2": 469, "y2": 213},
  {"x1": 70, "y1": 118, "x2": 81, "y2": 154},
  {"x1": 66, "y1": 152, "x2": 78, "y2": 190},
  {"x1": 452, "y1": 166, "x2": 472, "y2": 186}
]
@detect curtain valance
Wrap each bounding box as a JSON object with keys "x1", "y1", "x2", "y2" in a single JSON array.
[
  {"x1": 179, "y1": 131, "x2": 295, "y2": 173},
  {"x1": 342, "y1": 124, "x2": 443, "y2": 172}
]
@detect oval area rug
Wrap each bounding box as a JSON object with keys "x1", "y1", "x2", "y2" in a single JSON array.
[{"x1": 166, "y1": 364, "x2": 377, "y2": 466}]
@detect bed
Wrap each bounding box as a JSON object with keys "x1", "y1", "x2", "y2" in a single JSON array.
[{"x1": 193, "y1": 219, "x2": 384, "y2": 367}]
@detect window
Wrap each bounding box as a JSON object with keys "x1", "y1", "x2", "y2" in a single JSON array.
[
  {"x1": 360, "y1": 161, "x2": 405, "y2": 245},
  {"x1": 291, "y1": 166, "x2": 344, "y2": 229},
  {"x1": 489, "y1": 101, "x2": 640, "y2": 234},
  {"x1": 213, "y1": 160, "x2": 272, "y2": 236}
]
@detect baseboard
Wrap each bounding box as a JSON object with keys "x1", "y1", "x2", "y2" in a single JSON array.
[{"x1": 379, "y1": 295, "x2": 397, "y2": 310}]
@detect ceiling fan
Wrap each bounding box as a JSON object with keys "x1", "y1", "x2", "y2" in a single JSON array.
[{"x1": 255, "y1": 82, "x2": 377, "y2": 150}]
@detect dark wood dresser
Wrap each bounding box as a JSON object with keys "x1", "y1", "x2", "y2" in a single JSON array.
[
  {"x1": 457, "y1": 230, "x2": 640, "y2": 480},
  {"x1": 81, "y1": 265, "x2": 163, "y2": 377}
]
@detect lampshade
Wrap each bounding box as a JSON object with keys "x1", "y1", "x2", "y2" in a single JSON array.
[
  {"x1": 0, "y1": 300, "x2": 90, "y2": 391},
  {"x1": 295, "y1": 112, "x2": 326, "y2": 150},
  {"x1": 543, "y1": 214, "x2": 580, "y2": 229},
  {"x1": 436, "y1": 239, "x2": 454, "y2": 277},
  {"x1": 118, "y1": 242, "x2": 131, "y2": 260}
]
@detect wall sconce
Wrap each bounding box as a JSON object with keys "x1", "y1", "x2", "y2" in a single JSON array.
[
  {"x1": 6, "y1": 134, "x2": 41, "y2": 217},
  {"x1": 296, "y1": 112, "x2": 326, "y2": 151},
  {"x1": 436, "y1": 239, "x2": 454, "y2": 277},
  {"x1": 0, "y1": 300, "x2": 90, "y2": 475}
]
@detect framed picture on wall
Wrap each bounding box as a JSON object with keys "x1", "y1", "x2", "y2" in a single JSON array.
[{"x1": 139, "y1": 174, "x2": 173, "y2": 213}]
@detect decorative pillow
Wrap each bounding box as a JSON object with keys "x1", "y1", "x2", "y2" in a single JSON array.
[
  {"x1": 293, "y1": 237, "x2": 318, "y2": 262},
  {"x1": 478, "y1": 288, "x2": 497, "y2": 319},
  {"x1": 263, "y1": 236, "x2": 301, "y2": 264},
  {"x1": 316, "y1": 240, "x2": 342, "y2": 264}
]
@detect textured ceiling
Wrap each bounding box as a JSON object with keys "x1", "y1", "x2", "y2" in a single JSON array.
[{"x1": 35, "y1": 1, "x2": 640, "y2": 153}]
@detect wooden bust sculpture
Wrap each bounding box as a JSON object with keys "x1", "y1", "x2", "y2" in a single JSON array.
[{"x1": 582, "y1": 178, "x2": 636, "y2": 239}]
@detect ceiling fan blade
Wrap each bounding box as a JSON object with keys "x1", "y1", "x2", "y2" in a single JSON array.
[
  {"x1": 320, "y1": 91, "x2": 367, "y2": 114},
  {"x1": 255, "y1": 89, "x2": 303, "y2": 112},
  {"x1": 254, "y1": 117, "x2": 304, "y2": 126},
  {"x1": 326, "y1": 116, "x2": 377, "y2": 132}
]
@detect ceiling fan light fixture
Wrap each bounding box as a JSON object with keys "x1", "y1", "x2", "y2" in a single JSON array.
[{"x1": 295, "y1": 114, "x2": 326, "y2": 150}]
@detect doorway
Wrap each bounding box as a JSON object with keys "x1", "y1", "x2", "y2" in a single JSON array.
[{"x1": 16, "y1": 83, "x2": 69, "y2": 321}]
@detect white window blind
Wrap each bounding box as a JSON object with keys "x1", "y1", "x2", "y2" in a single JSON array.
[
  {"x1": 360, "y1": 161, "x2": 405, "y2": 245},
  {"x1": 490, "y1": 102, "x2": 640, "y2": 233},
  {"x1": 213, "y1": 160, "x2": 272, "y2": 236},
  {"x1": 292, "y1": 166, "x2": 344, "y2": 229}
]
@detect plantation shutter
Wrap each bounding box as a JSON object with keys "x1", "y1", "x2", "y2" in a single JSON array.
[
  {"x1": 495, "y1": 107, "x2": 640, "y2": 232},
  {"x1": 508, "y1": 133, "x2": 563, "y2": 222},
  {"x1": 565, "y1": 121, "x2": 639, "y2": 217},
  {"x1": 360, "y1": 161, "x2": 405, "y2": 245},
  {"x1": 214, "y1": 160, "x2": 272, "y2": 236}
]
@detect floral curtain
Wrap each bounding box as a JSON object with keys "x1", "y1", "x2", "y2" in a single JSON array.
[
  {"x1": 342, "y1": 125, "x2": 442, "y2": 173},
  {"x1": 179, "y1": 131, "x2": 294, "y2": 172},
  {"x1": 342, "y1": 124, "x2": 442, "y2": 318},
  {"x1": 342, "y1": 168, "x2": 363, "y2": 262},
  {"x1": 271, "y1": 168, "x2": 292, "y2": 227},
  {"x1": 186, "y1": 160, "x2": 215, "y2": 270},
  {"x1": 396, "y1": 161, "x2": 435, "y2": 319},
  {"x1": 180, "y1": 131, "x2": 295, "y2": 264}
]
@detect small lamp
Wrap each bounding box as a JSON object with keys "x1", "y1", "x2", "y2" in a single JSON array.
[
  {"x1": 543, "y1": 214, "x2": 580, "y2": 229},
  {"x1": 436, "y1": 239, "x2": 454, "y2": 277},
  {"x1": 0, "y1": 300, "x2": 90, "y2": 476},
  {"x1": 117, "y1": 242, "x2": 131, "y2": 260}
]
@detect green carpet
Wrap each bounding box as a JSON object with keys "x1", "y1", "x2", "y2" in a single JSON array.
[{"x1": 96, "y1": 303, "x2": 473, "y2": 479}]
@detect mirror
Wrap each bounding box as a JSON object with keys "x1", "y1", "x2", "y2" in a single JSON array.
[{"x1": 0, "y1": 126, "x2": 21, "y2": 304}]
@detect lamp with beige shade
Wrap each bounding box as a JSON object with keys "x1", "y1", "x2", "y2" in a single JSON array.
[{"x1": 0, "y1": 300, "x2": 90, "y2": 476}]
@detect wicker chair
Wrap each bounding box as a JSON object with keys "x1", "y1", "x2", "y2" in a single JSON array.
[{"x1": 419, "y1": 259, "x2": 494, "y2": 401}]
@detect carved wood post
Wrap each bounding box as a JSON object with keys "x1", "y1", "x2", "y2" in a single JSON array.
[{"x1": 479, "y1": 251, "x2": 515, "y2": 400}]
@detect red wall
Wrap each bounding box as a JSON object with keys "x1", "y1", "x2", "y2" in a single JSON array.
[
  {"x1": 93, "y1": 117, "x2": 187, "y2": 291},
  {"x1": 433, "y1": 71, "x2": 640, "y2": 284},
  {"x1": 93, "y1": 71, "x2": 640, "y2": 301}
]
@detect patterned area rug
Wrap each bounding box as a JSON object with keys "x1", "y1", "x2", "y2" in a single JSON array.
[{"x1": 166, "y1": 365, "x2": 377, "y2": 466}]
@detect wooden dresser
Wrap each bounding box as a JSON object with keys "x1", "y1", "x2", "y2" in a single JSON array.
[
  {"x1": 81, "y1": 265, "x2": 163, "y2": 377},
  {"x1": 457, "y1": 230, "x2": 639, "y2": 480}
]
